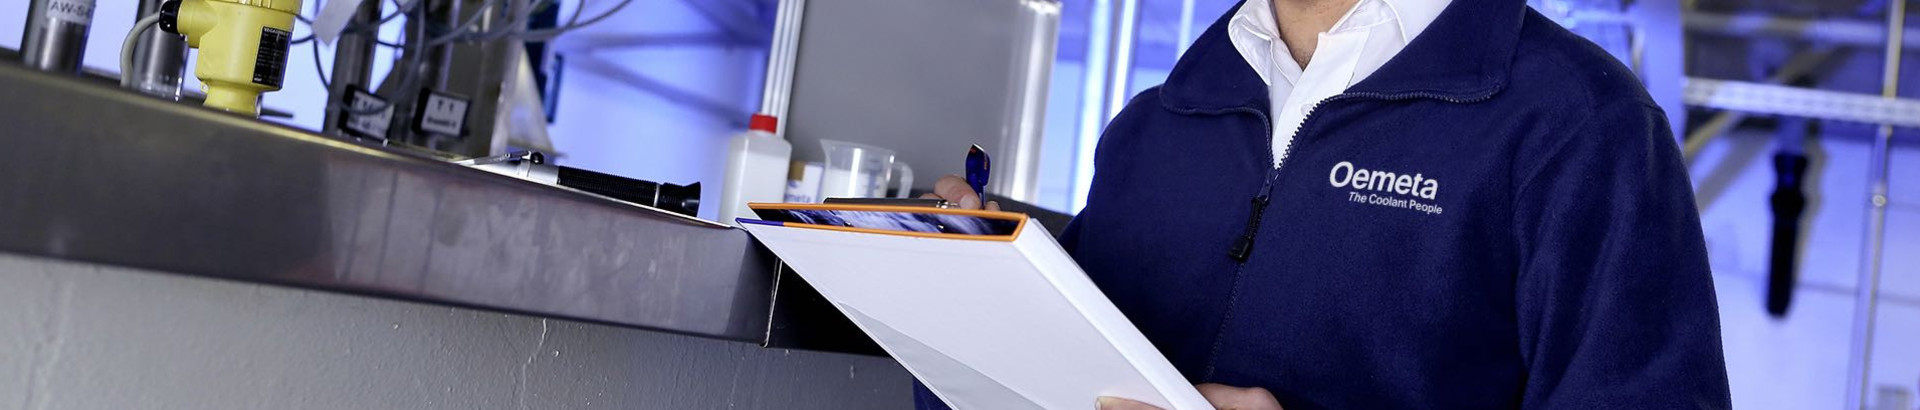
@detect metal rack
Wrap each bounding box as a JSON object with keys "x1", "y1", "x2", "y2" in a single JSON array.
[
  {"x1": 1673, "y1": 0, "x2": 1909, "y2": 406},
  {"x1": 1682, "y1": 78, "x2": 1920, "y2": 128},
  {"x1": 1846, "y1": 1, "x2": 1905, "y2": 407}
]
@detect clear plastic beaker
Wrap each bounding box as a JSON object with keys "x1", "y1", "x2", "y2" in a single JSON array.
[{"x1": 819, "y1": 139, "x2": 914, "y2": 199}]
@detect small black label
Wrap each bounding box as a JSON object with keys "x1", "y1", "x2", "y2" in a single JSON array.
[
  {"x1": 340, "y1": 87, "x2": 393, "y2": 140},
  {"x1": 252, "y1": 27, "x2": 290, "y2": 88}
]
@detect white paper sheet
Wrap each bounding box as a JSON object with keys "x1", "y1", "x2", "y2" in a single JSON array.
[{"x1": 740, "y1": 219, "x2": 1211, "y2": 410}]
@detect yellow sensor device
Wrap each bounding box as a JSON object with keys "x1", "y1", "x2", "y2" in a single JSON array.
[{"x1": 159, "y1": 0, "x2": 301, "y2": 115}]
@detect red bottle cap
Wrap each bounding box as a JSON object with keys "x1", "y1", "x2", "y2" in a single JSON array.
[{"x1": 749, "y1": 114, "x2": 779, "y2": 133}]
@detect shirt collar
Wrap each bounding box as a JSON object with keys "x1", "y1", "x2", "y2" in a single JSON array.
[
  {"x1": 1161, "y1": 0, "x2": 1525, "y2": 112},
  {"x1": 1229, "y1": 0, "x2": 1448, "y2": 48},
  {"x1": 1227, "y1": 0, "x2": 1444, "y2": 86}
]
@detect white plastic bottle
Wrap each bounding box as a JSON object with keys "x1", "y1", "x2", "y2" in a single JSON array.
[{"x1": 718, "y1": 114, "x2": 793, "y2": 225}]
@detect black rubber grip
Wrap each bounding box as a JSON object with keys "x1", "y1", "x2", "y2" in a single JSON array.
[{"x1": 556, "y1": 166, "x2": 701, "y2": 218}]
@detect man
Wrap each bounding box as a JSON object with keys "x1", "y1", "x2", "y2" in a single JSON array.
[{"x1": 920, "y1": 0, "x2": 1732, "y2": 408}]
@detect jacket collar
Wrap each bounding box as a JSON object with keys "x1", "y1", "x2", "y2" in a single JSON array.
[{"x1": 1159, "y1": 0, "x2": 1527, "y2": 112}]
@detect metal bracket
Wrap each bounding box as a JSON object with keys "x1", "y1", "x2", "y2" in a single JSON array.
[{"x1": 1683, "y1": 77, "x2": 1920, "y2": 129}]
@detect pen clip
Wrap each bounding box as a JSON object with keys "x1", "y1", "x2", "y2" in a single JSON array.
[{"x1": 966, "y1": 145, "x2": 991, "y2": 199}]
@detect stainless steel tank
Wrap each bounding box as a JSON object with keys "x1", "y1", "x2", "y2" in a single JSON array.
[{"x1": 19, "y1": 0, "x2": 95, "y2": 73}]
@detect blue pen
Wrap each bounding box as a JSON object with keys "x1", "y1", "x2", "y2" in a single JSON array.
[{"x1": 966, "y1": 145, "x2": 991, "y2": 204}]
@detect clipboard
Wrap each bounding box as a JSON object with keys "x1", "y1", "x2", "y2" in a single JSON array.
[{"x1": 739, "y1": 203, "x2": 1210, "y2": 410}]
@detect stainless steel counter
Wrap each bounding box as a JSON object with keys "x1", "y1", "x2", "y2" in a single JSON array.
[{"x1": 0, "y1": 62, "x2": 801, "y2": 346}]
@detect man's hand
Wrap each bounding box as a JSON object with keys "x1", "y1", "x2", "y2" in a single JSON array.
[
  {"x1": 1096, "y1": 384, "x2": 1284, "y2": 410},
  {"x1": 920, "y1": 174, "x2": 1001, "y2": 211}
]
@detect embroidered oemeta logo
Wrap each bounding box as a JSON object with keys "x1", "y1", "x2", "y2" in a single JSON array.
[{"x1": 1328, "y1": 161, "x2": 1445, "y2": 216}]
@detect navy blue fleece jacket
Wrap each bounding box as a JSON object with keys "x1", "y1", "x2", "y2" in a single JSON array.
[{"x1": 916, "y1": 0, "x2": 1731, "y2": 408}]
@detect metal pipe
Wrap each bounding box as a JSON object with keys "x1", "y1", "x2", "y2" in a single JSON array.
[
  {"x1": 1104, "y1": 0, "x2": 1141, "y2": 119},
  {"x1": 779, "y1": 0, "x2": 806, "y2": 129},
  {"x1": 1682, "y1": 47, "x2": 1833, "y2": 159},
  {"x1": 130, "y1": 0, "x2": 188, "y2": 98},
  {"x1": 1175, "y1": 0, "x2": 1196, "y2": 59},
  {"x1": 324, "y1": 0, "x2": 383, "y2": 136},
  {"x1": 758, "y1": 0, "x2": 806, "y2": 140},
  {"x1": 18, "y1": 0, "x2": 94, "y2": 73},
  {"x1": 1686, "y1": 12, "x2": 1920, "y2": 50},
  {"x1": 997, "y1": 0, "x2": 1061, "y2": 203},
  {"x1": 1069, "y1": 0, "x2": 1116, "y2": 212},
  {"x1": 438, "y1": 0, "x2": 464, "y2": 89},
  {"x1": 1844, "y1": 0, "x2": 1904, "y2": 407},
  {"x1": 1681, "y1": 78, "x2": 1920, "y2": 129}
]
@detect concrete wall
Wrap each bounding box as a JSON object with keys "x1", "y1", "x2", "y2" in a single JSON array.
[{"x1": 0, "y1": 253, "x2": 911, "y2": 410}]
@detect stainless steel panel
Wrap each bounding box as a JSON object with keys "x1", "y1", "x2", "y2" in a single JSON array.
[
  {"x1": 0, "y1": 63, "x2": 782, "y2": 343},
  {"x1": 780, "y1": 0, "x2": 1060, "y2": 201}
]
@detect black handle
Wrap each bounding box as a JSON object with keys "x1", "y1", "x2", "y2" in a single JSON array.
[{"x1": 556, "y1": 166, "x2": 702, "y2": 218}]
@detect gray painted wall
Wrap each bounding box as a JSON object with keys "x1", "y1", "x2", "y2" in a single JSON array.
[{"x1": 0, "y1": 252, "x2": 912, "y2": 409}]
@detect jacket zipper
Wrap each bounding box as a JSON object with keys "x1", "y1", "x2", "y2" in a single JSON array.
[
  {"x1": 1227, "y1": 177, "x2": 1278, "y2": 262},
  {"x1": 1226, "y1": 104, "x2": 1281, "y2": 262},
  {"x1": 1224, "y1": 90, "x2": 1495, "y2": 263}
]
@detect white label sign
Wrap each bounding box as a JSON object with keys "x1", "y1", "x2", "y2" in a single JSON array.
[
  {"x1": 43, "y1": 0, "x2": 95, "y2": 25},
  {"x1": 344, "y1": 89, "x2": 393, "y2": 139},
  {"x1": 418, "y1": 93, "x2": 469, "y2": 136}
]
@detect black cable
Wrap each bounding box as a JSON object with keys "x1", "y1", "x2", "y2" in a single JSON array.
[
  {"x1": 291, "y1": 0, "x2": 418, "y2": 45},
  {"x1": 309, "y1": 0, "x2": 411, "y2": 116},
  {"x1": 517, "y1": 0, "x2": 633, "y2": 42},
  {"x1": 311, "y1": 32, "x2": 330, "y2": 89}
]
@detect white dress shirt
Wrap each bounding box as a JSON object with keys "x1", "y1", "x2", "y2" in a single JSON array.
[{"x1": 1227, "y1": 0, "x2": 1451, "y2": 167}]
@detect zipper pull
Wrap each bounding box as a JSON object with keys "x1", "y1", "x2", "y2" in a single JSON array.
[{"x1": 1227, "y1": 193, "x2": 1272, "y2": 262}]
